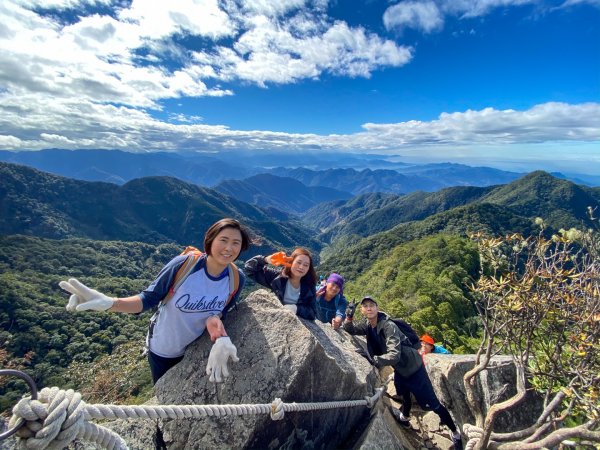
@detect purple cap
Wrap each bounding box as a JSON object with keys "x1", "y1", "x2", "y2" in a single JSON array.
[{"x1": 327, "y1": 273, "x2": 344, "y2": 294}]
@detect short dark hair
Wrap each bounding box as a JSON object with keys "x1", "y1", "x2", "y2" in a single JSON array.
[
  {"x1": 282, "y1": 247, "x2": 317, "y2": 285},
  {"x1": 204, "y1": 218, "x2": 251, "y2": 258}
]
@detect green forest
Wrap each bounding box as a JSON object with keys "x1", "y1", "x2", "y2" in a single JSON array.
[
  {"x1": 1, "y1": 164, "x2": 599, "y2": 425},
  {"x1": 0, "y1": 236, "x2": 262, "y2": 410}
]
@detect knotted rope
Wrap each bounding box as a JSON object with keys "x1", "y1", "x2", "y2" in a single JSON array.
[
  {"x1": 463, "y1": 423, "x2": 484, "y2": 450},
  {"x1": 9, "y1": 379, "x2": 390, "y2": 450}
]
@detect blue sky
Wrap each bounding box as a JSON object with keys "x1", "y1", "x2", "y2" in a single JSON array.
[{"x1": 0, "y1": 0, "x2": 598, "y2": 174}]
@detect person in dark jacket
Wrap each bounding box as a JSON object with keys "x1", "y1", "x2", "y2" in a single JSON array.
[
  {"x1": 244, "y1": 248, "x2": 317, "y2": 320},
  {"x1": 343, "y1": 296, "x2": 462, "y2": 450}
]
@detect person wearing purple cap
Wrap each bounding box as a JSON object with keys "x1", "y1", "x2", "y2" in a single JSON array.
[{"x1": 315, "y1": 273, "x2": 348, "y2": 330}]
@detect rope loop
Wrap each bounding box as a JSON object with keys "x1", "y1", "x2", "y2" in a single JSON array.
[
  {"x1": 463, "y1": 423, "x2": 483, "y2": 450},
  {"x1": 9, "y1": 387, "x2": 128, "y2": 450},
  {"x1": 270, "y1": 398, "x2": 285, "y2": 420}
]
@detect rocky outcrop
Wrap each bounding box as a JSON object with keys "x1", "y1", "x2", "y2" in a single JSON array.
[
  {"x1": 423, "y1": 355, "x2": 543, "y2": 433},
  {"x1": 2, "y1": 290, "x2": 543, "y2": 450},
  {"x1": 153, "y1": 289, "x2": 379, "y2": 450}
]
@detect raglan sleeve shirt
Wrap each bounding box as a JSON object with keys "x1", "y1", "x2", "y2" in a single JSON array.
[
  {"x1": 139, "y1": 255, "x2": 188, "y2": 310},
  {"x1": 139, "y1": 255, "x2": 245, "y2": 320}
]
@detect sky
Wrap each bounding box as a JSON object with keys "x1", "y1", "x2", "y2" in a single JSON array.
[{"x1": 0, "y1": 0, "x2": 599, "y2": 174}]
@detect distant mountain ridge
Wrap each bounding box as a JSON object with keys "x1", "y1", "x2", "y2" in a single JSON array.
[
  {"x1": 0, "y1": 149, "x2": 251, "y2": 186},
  {"x1": 0, "y1": 162, "x2": 321, "y2": 254},
  {"x1": 268, "y1": 165, "x2": 524, "y2": 195},
  {"x1": 317, "y1": 172, "x2": 600, "y2": 278},
  {"x1": 305, "y1": 172, "x2": 600, "y2": 244},
  {"x1": 0, "y1": 148, "x2": 541, "y2": 195},
  {"x1": 214, "y1": 174, "x2": 352, "y2": 214}
]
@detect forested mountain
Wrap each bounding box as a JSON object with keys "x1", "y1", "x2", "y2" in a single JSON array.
[
  {"x1": 303, "y1": 192, "x2": 400, "y2": 231},
  {"x1": 318, "y1": 203, "x2": 536, "y2": 280},
  {"x1": 0, "y1": 162, "x2": 321, "y2": 254},
  {"x1": 307, "y1": 172, "x2": 599, "y2": 245},
  {"x1": 214, "y1": 174, "x2": 352, "y2": 214},
  {"x1": 342, "y1": 234, "x2": 481, "y2": 353},
  {"x1": 0, "y1": 149, "x2": 250, "y2": 186},
  {"x1": 480, "y1": 171, "x2": 600, "y2": 229},
  {"x1": 0, "y1": 236, "x2": 180, "y2": 410},
  {"x1": 269, "y1": 165, "x2": 523, "y2": 195},
  {"x1": 305, "y1": 186, "x2": 495, "y2": 241}
]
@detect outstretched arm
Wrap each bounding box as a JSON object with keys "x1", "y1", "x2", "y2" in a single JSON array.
[{"x1": 244, "y1": 255, "x2": 282, "y2": 287}]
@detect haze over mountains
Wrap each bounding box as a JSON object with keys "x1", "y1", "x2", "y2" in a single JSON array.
[{"x1": 2, "y1": 149, "x2": 599, "y2": 199}]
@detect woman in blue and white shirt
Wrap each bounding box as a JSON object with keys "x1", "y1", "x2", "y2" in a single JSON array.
[{"x1": 59, "y1": 218, "x2": 251, "y2": 384}]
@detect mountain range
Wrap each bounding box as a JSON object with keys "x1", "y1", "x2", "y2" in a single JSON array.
[
  {"x1": 2, "y1": 160, "x2": 598, "y2": 279},
  {"x1": 0, "y1": 162, "x2": 320, "y2": 255},
  {"x1": 305, "y1": 171, "x2": 600, "y2": 244},
  {"x1": 4, "y1": 149, "x2": 599, "y2": 198},
  {"x1": 214, "y1": 173, "x2": 352, "y2": 214}
]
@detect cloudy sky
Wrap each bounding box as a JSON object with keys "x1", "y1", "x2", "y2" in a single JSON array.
[{"x1": 0, "y1": 0, "x2": 598, "y2": 174}]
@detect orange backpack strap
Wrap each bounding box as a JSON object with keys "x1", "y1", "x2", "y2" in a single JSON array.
[
  {"x1": 161, "y1": 247, "x2": 240, "y2": 307},
  {"x1": 161, "y1": 247, "x2": 203, "y2": 306},
  {"x1": 225, "y1": 262, "x2": 240, "y2": 307}
]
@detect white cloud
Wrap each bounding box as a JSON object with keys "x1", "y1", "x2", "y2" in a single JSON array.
[
  {"x1": 383, "y1": 0, "x2": 598, "y2": 33},
  {"x1": 1, "y1": 92, "x2": 597, "y2": 154},
  {"x1": 383, "y1": 1, "x2": 444, "y2": 33},
  {"x1": 0, "y1": 0, "x2": 411, "y2": 109}
]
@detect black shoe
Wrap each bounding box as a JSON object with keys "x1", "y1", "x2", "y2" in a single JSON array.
[
  {"x1": 391, "y1": 408, "x2": 411, "y2": 428},
  {"x1": 451, "y1": 433, "x2": 463, "y2": 450}
]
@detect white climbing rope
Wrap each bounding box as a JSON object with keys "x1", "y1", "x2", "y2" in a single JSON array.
[
  {"x1": 463, "y1": 423, "x2": 484, "y2": 450},
  {"x1": 9, "y1": 378, "x2": 391, "y2": 450}
]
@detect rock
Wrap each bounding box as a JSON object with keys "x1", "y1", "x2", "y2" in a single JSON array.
[
  {"x1": 422, "y1": 354, "x2": 543, "y2": 433},
  {"x1": 352, "y1": 404, "x2": 407, "y2": 450},
  {"x1": 1, "y1": 291, "x2": 544, "y2": 450},
  {"x1": 154, "y1": 290, "x2": 380, "y2": 450}
]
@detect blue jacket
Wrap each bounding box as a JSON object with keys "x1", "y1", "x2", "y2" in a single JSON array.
[
  {"x1": 433, "y1": 344, "x2": 451, "y2": 354},
  {"x1": 244, "y1": 255, "x2": 316, "y2": 320},
  {"x1": 315, "y1": 292, "x2": 347, "y2": 324}
]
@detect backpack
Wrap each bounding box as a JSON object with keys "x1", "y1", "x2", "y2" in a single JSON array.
[
  {"x1": 160, "y1": 245, "x2": 240, "y2": 307},
  {"x1": 390, "y1": 318, "x2": 421, "y2": 350},
  {"x1": 145, "y1": 246, "x2": 240, "y2": 350}
]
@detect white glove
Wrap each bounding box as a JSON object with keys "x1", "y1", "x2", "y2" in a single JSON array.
[
  {"x1": 59, "y1": 278, "x2": 115, "y2": 312},
  {"x1": 206, "y1": 337, "x2": 239, "y2": 383},
  {"x1": 283, "y1": 304, "x2": 297, "y2": 314}
]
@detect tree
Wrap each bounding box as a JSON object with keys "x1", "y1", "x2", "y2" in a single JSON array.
[{"x1": 463, "y1": 211, "x2": 600, "y2": 449}]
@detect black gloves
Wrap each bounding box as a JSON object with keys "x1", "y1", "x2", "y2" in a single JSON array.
[{"x1": 345, "y1": 302, "x2": 357, "y2": 319}]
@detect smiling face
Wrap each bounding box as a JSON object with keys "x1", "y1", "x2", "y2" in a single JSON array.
[
  {"x1": 290, "y1": 254, "x2": 311, "y2": 280},
  {"x1": 421, "y1": 342, "x2": 434, "y2": 354},
  {"x1": 209, "y1": 227, "x2": 243, "y2": 268},
  {"x1": 325, "y1": 282, "x2": 340, "y2": 298},
  {"x1": 360, "y1": 300, "x2": 379, "y2": 320}
]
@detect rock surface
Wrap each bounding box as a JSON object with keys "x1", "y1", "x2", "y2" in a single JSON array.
[
  {"x1": 423, "y1": 354, "x2": 543, "y2": 433},
  {"x1": 2, "y1": 290, "x2": 543, "y2": 450},
  {"x1": 154, "y1": 289, "x2": 379, "y2": 450}
]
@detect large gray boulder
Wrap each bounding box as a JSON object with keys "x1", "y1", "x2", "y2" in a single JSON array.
[
  {"x1": 154, "y1": 289, "x2": 379, "y2": 450},
  {"x1": 1, "y1": 291, "x2": 544, "y2": 450},
  {"x1": 417, "y1": 354, "x2": 543, "y2": 433}
]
